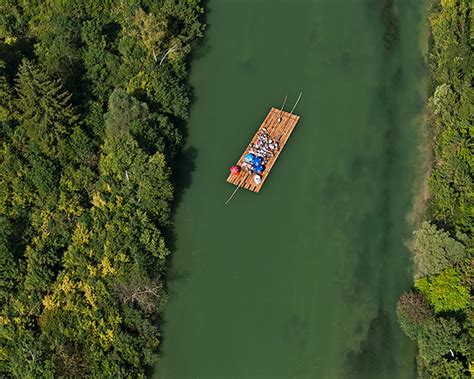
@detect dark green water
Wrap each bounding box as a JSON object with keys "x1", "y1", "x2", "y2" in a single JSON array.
[{"x1": 155, "y1": 1, "x2": 426, "y2": 378}]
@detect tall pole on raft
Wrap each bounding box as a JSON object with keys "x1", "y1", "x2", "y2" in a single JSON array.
[
  {"x1": 289, "y1": 92, "x2": 303, "y2": 114},
  {"x1": 225, "y1": 175, "x2": 248, "y2": 205},
  {"x1": 225, "y1": 184, "x2": 241, "y2": 205},
  {"x1": 276, "y1": 92, "x2": 303, "y2": 140},
  {"x1": 279, "y1": 95, "x2": 288, "y2": 116}
]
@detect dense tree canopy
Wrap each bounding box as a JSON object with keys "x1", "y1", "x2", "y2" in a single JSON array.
[
  {"x1": 0, "y1": 0, "x2": 204, "y2": 376},
  {"x1": 397, "y1": 0, "x2": 473, "y2": 377},
  {"x1": 418, "y1": 317, "x2": 469, "y2": 364}
]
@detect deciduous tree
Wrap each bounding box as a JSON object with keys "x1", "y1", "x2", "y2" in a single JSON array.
[{"x1": 412, "y1": 222, "x2": 466, "y2": 278}]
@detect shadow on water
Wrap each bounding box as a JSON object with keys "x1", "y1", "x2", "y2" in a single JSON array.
[
  {"x1": 188, "y1": 0, "x2": 213, "y2": 62},
  {"x1": 168, "y1": 2, "x2": 213, "y2": 216},
  {"x1": 161, "y1": 1, "x2": 212, "y2": 260},
  {"x1": 342, "y1": 305, "x2": 398, "y2": 379},
  {"x1": 381, "y1": 0, "x2": 399, "y2": 54},
  {"x1": 156, "y1": 2, "x2": 213, "y2": 364}
]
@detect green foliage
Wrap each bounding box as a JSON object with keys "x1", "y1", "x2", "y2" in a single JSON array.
[
  {"x1": 0, "y1": 1, "x2": 29, "y2": 37},
  {"x1": 396, "y1": 292, "x2": 433, "y2": 340},
  {"x1": 0, "y1": 0, "x2": 204, "y2": 377},
  {"x1": 413, "y1": 221, "x2": 466, "y2": 277},
  {"x1": 33, "y1": 13, "x2": 83, "y2": 85},
  {"x1": 0, "y1": 59, "x2": 11, "y2": 121},
  {"x1": 426, "y1": 0, "x2": 473, "y2": 234},
  {"x1": 14, "y1": 59, "x2": 78, "y2": 160},
  {"x1": 81, "y1": 19, "x2": 121, "y2": 104},
  {"x1": 0, "y1": 217, "x2": 21, "y2": 302},
  {"x1": 148, "y1": 66, "x2": 191, "y2": 119},
  {"x1": 415, "y1": 267, "x2": 470, "y2": 313},
  {"x1": 426, "y1": 358, "x2": 468, "y2": 379},
  {"x1": 418, "y1": 317, "x2": 468, "y2": 363},
  {"x1": 396, "y1": 0, "x2": 473, "y2": 376},
  {"x1": 99, "y1": 132, "x2": 174, "y2": 227},
  {"x1": 104, "y1": 88, "x2": 182, "y2": 156},
  {"x1": 105, "y1": 88, "x2": 149, "y2": 138}
]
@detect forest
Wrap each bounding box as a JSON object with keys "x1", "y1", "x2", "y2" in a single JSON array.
[
  {"x1": 396, "y1": 0, "x2": 473, "y2": 377},
  {"x1": 0, "y1": 0, "x2": 204, "y2": 376}
]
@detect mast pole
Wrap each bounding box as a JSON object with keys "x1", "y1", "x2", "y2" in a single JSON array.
[
  {"x1": 279, "y1": 95, "x2": 288, "y2": 115},
  {"x1": 289, "y1": 92, "x2": 303, "y2": 114},
  {"x1": 225, "y1": 174, "x2": 248, "y2": 204},
  {"x1": 225, "y1": 184, "x2": 241, "y2": 204},
  {"x1": 277, "y1": 92, "x2": 302, "y2": 140}
]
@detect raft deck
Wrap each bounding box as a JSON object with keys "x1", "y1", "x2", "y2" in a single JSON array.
[{"x1": 226, "y1": 107, "x2": 300, "y2": 193}]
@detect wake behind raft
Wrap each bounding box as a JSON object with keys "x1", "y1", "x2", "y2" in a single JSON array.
[{"x1": 225, "y1": 93, "x2": 302, "y2": 203}]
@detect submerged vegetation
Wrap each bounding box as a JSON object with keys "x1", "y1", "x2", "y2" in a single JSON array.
[
  {"x1": 396, "y1": 0, "x2": 473, "y2": 377},
  {"x1": 0, "y1": 0, "x2": 204, "y2": 376}
]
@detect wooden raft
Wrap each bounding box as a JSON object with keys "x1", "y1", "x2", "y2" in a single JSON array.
[{"x1": 226, "y1": 107, "x2": 300, "y2": 193}]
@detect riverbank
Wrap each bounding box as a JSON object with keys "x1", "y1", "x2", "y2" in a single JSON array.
[{"x1": 396, "y1": 1, "x2": 473, "y2": 377}]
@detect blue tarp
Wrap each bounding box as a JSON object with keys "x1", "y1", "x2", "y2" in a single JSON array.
[
  {"x1": 253, "y1": 164, "x2": 264, "y2": 174},
  {"x1": 245, "y1": 153, "x2": 255, "y2": 163},
  {"x1": 252, "y1": 156, "x2": 263, "y2": 165}
]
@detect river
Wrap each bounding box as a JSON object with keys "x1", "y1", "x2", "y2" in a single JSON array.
[{"x1": 155, "y1": 0, "x2": 426, "y2": 378}]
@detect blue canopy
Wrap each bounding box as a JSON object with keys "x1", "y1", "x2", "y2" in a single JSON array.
[
  {"x1": 244, "y1": 153, "x2": 255, "y2": 163},
  {"x1": 253, "y1": 164, "x2": 265, "y2": 174},
  {"x1": 252, "y1": 156, "x2": 263, "y2": 165}
]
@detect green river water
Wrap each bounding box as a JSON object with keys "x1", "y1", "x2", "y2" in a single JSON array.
[{"x1": 155, "y1": 1, "x2": 427, "y2": 378}]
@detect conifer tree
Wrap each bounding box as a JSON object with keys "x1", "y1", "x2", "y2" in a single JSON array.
[
  {"x1": 0, "y1": 59, "x2": 10, "y2": 121},
  {"x1": 14, "y1": 59, "x2": 78, "y2": 159}
]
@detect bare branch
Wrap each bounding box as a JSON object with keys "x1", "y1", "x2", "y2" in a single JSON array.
[{"x1": 159, "y1": 44, "x2": 180, "y2": 66}]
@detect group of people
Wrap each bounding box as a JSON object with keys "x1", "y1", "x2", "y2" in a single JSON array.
[
  {"x1": 240, "y1": 129, "x2": 279, "y2": 176},
  {"x1": 249, "y1": 128, "x2": 279, "y2": 161},
  {"x1": 241, "y1": 161, "x2": 256, "y2": 173}
]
